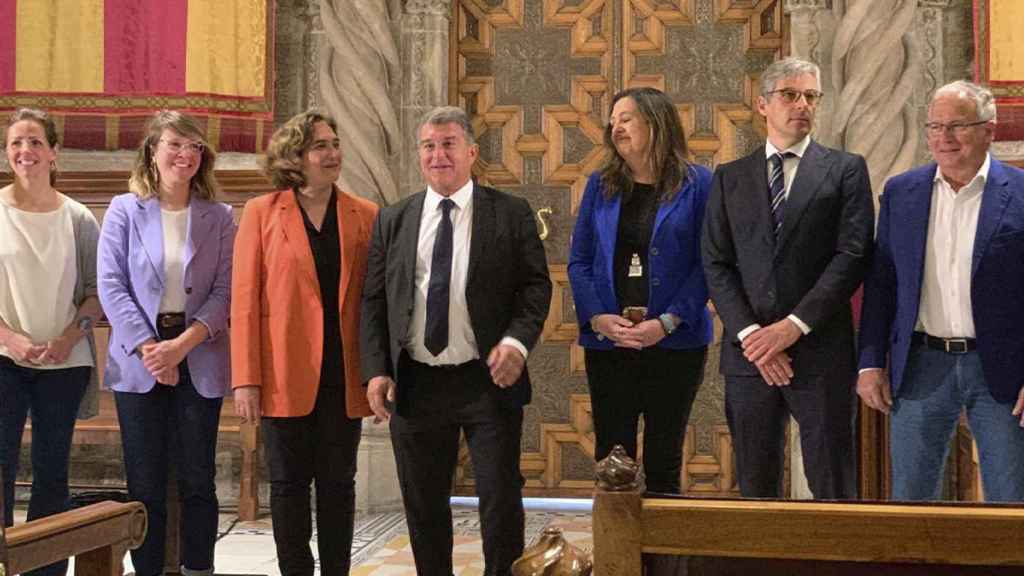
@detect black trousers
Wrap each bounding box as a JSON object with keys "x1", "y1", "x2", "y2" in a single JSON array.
[
  {"x1": 724, "y1": 371, "x2": 856, "y2": 499},
  {"x1": 390, "y1": 355, "x2": 525, "y2": 576},
  {"x1": 261, "y1": 385, "x2": 362, "y2": 576},
  {"x1": 584, "y1": 346, "x2": 706, "y2": 494}
]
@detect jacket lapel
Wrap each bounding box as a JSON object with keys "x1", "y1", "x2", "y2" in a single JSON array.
[
  {"x1": 135, "y1": 196, "x2": 165, "y2": 287},
  {"x1": 596, "y1": 190, "x2": 621, "y2": 282},
  {"x1": 900, "y1": 169, "x2": 935, "y2": 303},
  {"x1": 739, "y1": 150, "x2": 775, "y2": 250},
  {"x1": 277, "y1": 190, "x2": 321, "y2": 303},
  {"x1": 777, "y1": 140, "x2": 830, "y2": 249},
  {"x1": 973, "y1": 159, "x2": 1012, "y2": 277},
  {"x1": 183, "y1": 198, "x2": 214, "y2": 274},
  {"x1": 336, "y1": 188, "x2": 363, "y2": 306},
  {"x1": 651, "y1": 181, "x2": 684, "y2": 243},
  {"x1": 468, "y1": 184, "x2": 494, "y2": 285}
]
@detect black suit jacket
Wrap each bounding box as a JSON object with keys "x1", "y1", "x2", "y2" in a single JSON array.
[
  {"x1": 701, "y1": 140, "x2": 874, "y2": 377},
  {"x1": 360, "y1": 183, "x2": 552, "y2": 415}
]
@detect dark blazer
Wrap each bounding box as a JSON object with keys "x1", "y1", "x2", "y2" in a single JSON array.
[
  {"x1": 701, "y1": 140, "x2": 874, "y2": 377},
  {"x1": 568, "y1": 166, "x2": 713, "y2": 350},
  {"x1": 858, "y1": 159, "x2": 1024, "y2": 404},
  {"x1": 360, "y1": 183, "x2": 552, "y2": 415}
]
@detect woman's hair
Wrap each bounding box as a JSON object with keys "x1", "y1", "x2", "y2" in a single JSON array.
[
  {"x1": 598, "y1": 87, "x2": 691, "y2": 201},
  {"x1": 263, "y1": 110, "x2": 339, "y2": 190},
  {"x1": 5, "y1": 108, "x2": 60, "y2": 186},
  {"x1": 128, "y1": 110, "x2": 219, "y2": 201}
]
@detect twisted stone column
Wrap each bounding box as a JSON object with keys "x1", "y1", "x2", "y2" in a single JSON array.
[{"x1": 319, "y1": 0, "x2": 403, "y2": 205}]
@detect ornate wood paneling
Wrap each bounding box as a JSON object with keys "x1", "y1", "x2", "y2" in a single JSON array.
[{"x1": 451, "y1": 0, "x2": 787, "y2": 497}]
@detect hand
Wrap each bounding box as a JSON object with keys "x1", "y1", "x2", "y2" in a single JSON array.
[
  {"x1": 4, "y1": 332, "x2": 45, "y2": 364},
  {"x1": 742, "y1": 319, "x2": 802, "y2": 365},
  {"x1": 857, "y1": 369, "x2": 892, "y2": 414},
  {"x1": 154, "y1": 366, "x2": 180, "y2": 387},
  {"x1": 140, "y1": 339, "x2": 187, "y2": 377},
  {"x1": 756, "y1": 352, "x2": 794, "y2": 386},
  {"x1": 1012, "y1": 387, "x2": 1024, "y2": 428},
  {"x1": 487, "y1": 344, "x2": 526, "y2": 388},
  {"x1": 367, "y1": 376, "x2": 396, "y2": 423},
  {"x1": 591, "y1": 314, "x2": 642, "y2": 349},
  {"x1": 617, "y1": 319, "x2": 667, "y2": 349},
  {"x1": 38, "y1": 334, "x2": 76, "y2": 365},
  {"x1": 234, "y1": 386, "x2": 262, "y2": 423}
]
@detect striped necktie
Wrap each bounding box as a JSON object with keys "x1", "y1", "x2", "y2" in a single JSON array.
[{"x1": 768, "y1": 152, "x2": 793, "y2": 237}]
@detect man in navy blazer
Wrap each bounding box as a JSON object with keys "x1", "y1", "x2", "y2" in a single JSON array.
[{"x1": 858, "y1": 81, "x2": 1024, "y2": 501}]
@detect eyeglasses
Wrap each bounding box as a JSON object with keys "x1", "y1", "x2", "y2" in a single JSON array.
[
  {"x1": 765, "y1": 89, "x2": 824, "y2": 106},
  {"x1": 159, "y1": 139, "x2": 204, "y2": 155},
  {"x1": 923, "y1": 120, "x2": 989, "y2": 136}
]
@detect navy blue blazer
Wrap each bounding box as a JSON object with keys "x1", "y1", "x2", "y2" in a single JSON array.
[
  {"x1": 568, "y1": 165, "x2": 713, "y2": 350},
  {"x1": 859, "y1": 158, "x2": 1024, "y2": 404}
]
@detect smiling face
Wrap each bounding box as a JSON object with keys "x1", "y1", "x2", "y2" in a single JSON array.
[
  {"x1": 609, "y1": 96, "x2": 651, "y2": 164},
  {"x1": 926, "y1": 92, "x2": 994, "y2": 181},
  {"x1": 5, "y1": 119, "x2": 57, "y2": 183},
  {"x1": 758, "y1": 72, "x2": 819, "y2": 149},
  {"x1": 152, "y1": 128, "x2": 203, "y2": 192},
  {"x1": 418, "y1": 121, "x2": 477, "y2": 196},
  {"x1": 300, "y1": 120, "x2": 342, "y2": 190}
]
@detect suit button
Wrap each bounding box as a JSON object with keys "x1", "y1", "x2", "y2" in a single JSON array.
[
  {"x1": 652, "y1": 278, "x2": 661, "y2": 287},
  {"x1": 185, "y1": 287, "x2": 193, "y2": 294},
  {"x1": 767, "y1": 290, "x2": 775, "y2": 299},
  {"x1": 650, "y1": 247, "x2": 659, "y2": 256}
]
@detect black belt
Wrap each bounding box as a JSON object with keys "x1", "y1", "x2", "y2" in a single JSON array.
[
  {"x1": 409, "y1": 358, "x2": 478, "y2": 372},
  {"x1": 912, "y1": 332, "x2": 976, "y2": 354},
  {"x1": 157, "y1": 313, "x2": 186, "y2": 329}
]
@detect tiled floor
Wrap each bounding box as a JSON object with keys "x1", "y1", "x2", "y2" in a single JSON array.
[{"x1": 13, "y1": 504, "x2": 594, "y2": 575}]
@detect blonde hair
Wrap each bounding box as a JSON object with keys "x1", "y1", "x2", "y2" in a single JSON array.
[
  {"x1": 128, "y1": 110, "x2": 219, "y2": 200},
  {"x1": 5, "y1": 108, "x2": 60, "y2": 186},
  {"x1": 263, "y1": 110, "x2": 339, "y2": 190}
]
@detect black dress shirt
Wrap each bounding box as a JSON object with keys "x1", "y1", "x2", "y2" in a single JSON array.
[
  {"x1": 298, "y1": 190, "x2": 343, "y2": 389},
  {"x1": 614, "y1": 183, "x2": 659, "y2": 310}
]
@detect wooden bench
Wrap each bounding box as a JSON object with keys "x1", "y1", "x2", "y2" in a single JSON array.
[
  {"x1": 2, "y1": 467, "x2": 147, "y2": 576},
  {"x1": 592, "y1": 448, "x2": 1024, "y2": 575}
]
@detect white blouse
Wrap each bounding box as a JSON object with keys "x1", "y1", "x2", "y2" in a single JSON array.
[{"x1": 159, "y1": 207, "x2": 189, "y2": 313}]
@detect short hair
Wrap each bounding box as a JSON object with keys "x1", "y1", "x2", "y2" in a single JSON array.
[
  {"x1": 931, "y1": 80, "x2": 997, "y2": 123},
  {"x1": 5, "y1": 108, "x2": 59, "y2": 186},
  {"x1": 263, "y1": 110, "x2": 339, "y2": 190},
  {"x1": 598, "y1": 87, "x2": 691, "y2": 202},
  {"x1": 760, "y1": 57, "x2": 821, "y2": 96},
  {"x1": 129, "y1": 110, "x2": 219, "y2": 201},
  {"x1": 415, "y1": 106, "x2": 476, "y2": 146}
]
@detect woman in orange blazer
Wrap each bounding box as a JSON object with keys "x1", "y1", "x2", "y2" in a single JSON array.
[{"x1": 230, "y1": 111, "x2": 377, "y2": 576}]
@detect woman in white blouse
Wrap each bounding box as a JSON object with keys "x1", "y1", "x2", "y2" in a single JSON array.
[{"x1": 0, "y1": 108, "x2": 102, "y2": 576}]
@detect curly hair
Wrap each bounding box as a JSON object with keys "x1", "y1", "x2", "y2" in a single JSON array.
[
  {"x1": 128, "y1": 110, "x2": 219, "y2": 201},
  {"x1": 263, "y1": 110, "x2": 340, "y2": 190}
]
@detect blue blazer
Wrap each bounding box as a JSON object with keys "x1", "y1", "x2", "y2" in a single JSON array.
[
  {"x1": 858, "y1": 158, "x2": 1024, "y2": 404},
  {"x1": 568, "y1": 166, "x2": 713, "y2": 350}
]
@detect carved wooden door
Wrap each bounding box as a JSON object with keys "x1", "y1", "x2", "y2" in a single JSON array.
[{"x1": 450, "y1": 0, "x2": 787, "y2": 497}]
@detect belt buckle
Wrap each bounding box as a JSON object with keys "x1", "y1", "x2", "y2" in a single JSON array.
[{"x1": 945, "y1": 338, "x2": 968, "y2": 354}]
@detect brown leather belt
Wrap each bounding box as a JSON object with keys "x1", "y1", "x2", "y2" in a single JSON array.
[{"x1": 157, "y1": 313, "x2": 186, "y2": 329}]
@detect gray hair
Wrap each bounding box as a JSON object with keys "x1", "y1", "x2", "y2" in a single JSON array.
[
  {"x1": 760, "y1": 57, "x2": 821, "y2": 95},
  {"x1": 415, "y1": 106, "x2": 476, "y2": 146},
  {"x1": 931, "y1": 80, "x2": 997, "y2": 123}
]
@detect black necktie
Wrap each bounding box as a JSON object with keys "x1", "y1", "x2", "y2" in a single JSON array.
[
  {"x1": 768, "y1": 152, "x2": 792, "y2": 237},
  {"x1": 424, "y1": 198, "x2": 455, "y2": 356}
]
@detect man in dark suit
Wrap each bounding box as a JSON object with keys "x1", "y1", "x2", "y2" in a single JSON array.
[
  {"x1": 858, "y1": 81, "x2": 1024, "y2": 502},
  {"x1": 360, "y1": 106, "x2": 551, "y2": 575},
  {"x1": 702, "y1": 57, "x2": 874, "y2": 499}
]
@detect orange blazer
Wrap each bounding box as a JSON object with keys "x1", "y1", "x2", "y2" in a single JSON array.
[{"x1": 231, "y1": 187, "x2": 378, "y2": 418}]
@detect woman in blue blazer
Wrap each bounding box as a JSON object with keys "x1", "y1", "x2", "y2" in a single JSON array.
[{"x1": 568, "y1": 87, "x2": 712, "y2": 494}]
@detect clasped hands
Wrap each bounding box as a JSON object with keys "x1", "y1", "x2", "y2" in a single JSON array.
[
  {"x1": 139, "y1": 338, "x2": 186, "y2": 386},
  {"x1": 741, "y1": 318, "x2": 802, "y2": 386},
  {"x1": 5, "y1": 331, "x2": 76, "y2": 366},
  {"x1": 590, "y1": 314, "x2": 666, "y2": 350}
]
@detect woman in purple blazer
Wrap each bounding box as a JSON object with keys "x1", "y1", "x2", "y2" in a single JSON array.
[{"x1": 97, "y1": 111, "x2": 235, "y2": 576}]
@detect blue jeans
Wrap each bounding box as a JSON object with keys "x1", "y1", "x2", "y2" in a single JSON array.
[
  {"x1": 891, "y1": 343, "x2": 1024, "y2": 502},
  {"x1": 115, "y1": 362, "x2": 223, "y2": 576},
  {"x1": 0, "y1": 355, "x2": 90, "y2": 576}
]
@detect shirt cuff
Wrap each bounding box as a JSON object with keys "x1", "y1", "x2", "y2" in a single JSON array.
[
  {"x1": 737, "y1": 324, "x2": 761, "y2": 342},
  {"x1": 788, "y1": 314, "x2": 811, "y2": 335},
  {"x1": 500, "y1": 336, "x2": 529, "y2": 360},
  {"x1": 858, "y1": 367, "x2": 884, "y2": 375}
]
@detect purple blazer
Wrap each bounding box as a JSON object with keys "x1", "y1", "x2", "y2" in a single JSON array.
[{"x1": 98, "y1": 193, "x2": 235, "y2": 398}]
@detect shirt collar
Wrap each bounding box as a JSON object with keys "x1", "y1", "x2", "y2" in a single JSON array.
[
  {"x1": 934, "y1": 153, "x2": 991, "y2": 190},
  {"x1": 765, "y1": 135, "x2": 812, "y2": 159},
  {"x1": 426, "y1": 179, "x2": 474, "y2": 213}
]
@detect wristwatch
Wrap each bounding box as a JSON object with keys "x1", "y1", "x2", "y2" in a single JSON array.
[
  {"x1": 657, "y1": 313, "x2": 678, "y2": 335},
  {"x1": 77, "y1": 316, "x2": 94, "y2": 333}
]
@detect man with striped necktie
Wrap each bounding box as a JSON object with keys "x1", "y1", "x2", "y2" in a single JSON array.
[{"x1": 702, "y1": 57, "x2": 875, "y2": 499}]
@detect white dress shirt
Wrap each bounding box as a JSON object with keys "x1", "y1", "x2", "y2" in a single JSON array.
[
  {"x1": 407, "y1": 180, "x2": 528, "y2": 365},
  {"x1": 737, "y1": 136, "x2": 813, "y2": 342},
  {"x1": 916, "y1": 153, "x2": 990, "y2": 338}
]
